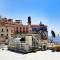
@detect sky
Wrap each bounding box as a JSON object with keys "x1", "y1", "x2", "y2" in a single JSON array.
[{"x1": 0, "y1": 0, "x2": 60, "y2": 36}]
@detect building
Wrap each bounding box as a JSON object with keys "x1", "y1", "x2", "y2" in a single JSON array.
[
  {"x1": 0, "y1": 17, "x2": 28, "y2": 42},
  {"x1": 0, "y1": 17, "x2": 48, "y2": 41},
  {"x1": 0, "y1": 26, "x2": 12, "y2": 38}
]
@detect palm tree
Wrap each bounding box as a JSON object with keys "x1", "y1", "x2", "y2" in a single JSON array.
[
  {"x1": 51, "y1": 30, "x2": 56, "y2": 46},
  {"x1": 51, "y1": 30, "x2": 55, "y2": 38}
]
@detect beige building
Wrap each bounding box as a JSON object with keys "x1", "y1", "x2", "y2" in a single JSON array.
[
  {"x1": 0, "y1": 26, "x2": 11, "y2": 37},
  {"x1": 0, "y1": 25, "x2": 14, "y2": 43}
]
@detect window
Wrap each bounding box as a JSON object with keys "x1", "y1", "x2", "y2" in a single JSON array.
[
  {"x1": 1, "y1": 29, "x2": 3, "y2": 32},
  {"x1": 23, "y1": 27, "x2": 25, "y2": 29},
  {"x1": 26, "y1": 27, "x2": 28, "y2": 29},
  {"x1": 1, "y1": 34, "x2": 3, "y2": 36},
  {"x1": 20, "y1": 31, "x2": 21, "y2": 32},
  {"x1": 7, "y1": 29, "x2": 8, "y2": 32},
  {"x1": 23, "y1": 27, "x2": 25, "y2": 32},
  {"x1": 20, "y1": 27, "x2": 21, "y2": 29},
  {"x1": 20, "y1": 27, "x2": 22, "y2": 32},
  {"x1": 7, "y1": 34, "x2": 8, "y2": 36},
  {"x1": 16, "y1": 30, "x2": 18, "y2": 32},
  {"x1": 17, "y1": 27, "x2": 18, "y2": 29}
]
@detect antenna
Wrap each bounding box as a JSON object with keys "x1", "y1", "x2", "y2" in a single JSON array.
[
  {"x1": 0, "y1": 15, "x2": 1, "y2": 18},
  {"x1": 40, "y1": 21, "x2": 42, "y2": 25}
]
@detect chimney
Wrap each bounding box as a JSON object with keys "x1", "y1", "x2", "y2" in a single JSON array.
[
  {"x1": 15, "y1": 20, "x2": 22, "y2": 24},
  {"x1": 8, "y1": 19, "x2": 13, "y2": 22}
]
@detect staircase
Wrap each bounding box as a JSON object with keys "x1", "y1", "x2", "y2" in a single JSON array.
[
  {"x1": 31, "y1": 34, "x2": 42, "y2": 49},
  {"x1": 31, "y1": 33, "x2": 47, "y2": 51}
]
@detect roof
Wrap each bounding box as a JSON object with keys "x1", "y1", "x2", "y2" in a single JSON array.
[{"x1": 31, "y1": 24, "x2": 47, "y2": 27}]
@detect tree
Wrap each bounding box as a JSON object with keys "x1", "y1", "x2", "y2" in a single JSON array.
[{"x1": 51, "y1": 30, "x2": 56, "y2": 38}]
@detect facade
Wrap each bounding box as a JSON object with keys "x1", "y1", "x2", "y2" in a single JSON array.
[
  {"x1": 0, "y1": 18, "x2": 14, "y2": 39},
  {"x1": 0, "y1": 18, "x2": 29, "y2": 36},
  {"x1": 0, "y1": 17, "x2": 48, "y2": 39},
  {"x1": 0, "y1": 26, "x2": 12, "y2": 38},
  {"x1": 0, "y1": 25, "x2": 13, "y2": 43}
]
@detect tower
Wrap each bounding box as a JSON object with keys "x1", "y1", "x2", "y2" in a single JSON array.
[
  {"x1": 28, "y1": 16, "x2": 31, "y2": 25},
  {"x1": 28, "y1": 16, "x2": 32, "y2": 33}
]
